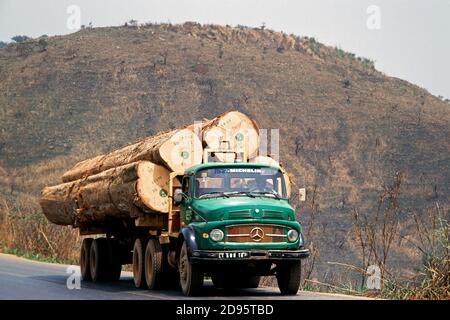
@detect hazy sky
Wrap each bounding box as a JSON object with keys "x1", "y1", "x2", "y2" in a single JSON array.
[{"x1": 1, "y1": 0, "x2": 449, "y2": 99}]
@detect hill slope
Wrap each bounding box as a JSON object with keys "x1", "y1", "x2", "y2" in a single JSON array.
[{"x1": 0, "y1": 23, "x2": 449, "y2": 284}]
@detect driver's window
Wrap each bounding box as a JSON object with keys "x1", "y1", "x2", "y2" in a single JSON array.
[{"x1": 182, "y1": 177, "x2": 190, "y2": 196}]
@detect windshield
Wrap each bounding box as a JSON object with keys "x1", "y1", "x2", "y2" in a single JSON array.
[{"x1": 194, "y1": 167, "x2": 287, "y2": 199}]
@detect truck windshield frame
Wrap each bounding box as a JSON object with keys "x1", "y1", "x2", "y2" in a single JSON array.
[{"x1": 193, "y1": 166, "x2": 288, "y2": 200}]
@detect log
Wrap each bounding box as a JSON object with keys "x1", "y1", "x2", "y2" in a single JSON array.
[
  {"x1": 250, "y1": 156, "x2": 292, "y2": 197},
  {"x1": 62, "y1": 128, "x2": 202, "y2": 182},
  {"x1": 40, "y1": 161, "x2": 170, "y2": 226},
  {"x1": 202, "y1": 111, "x2": 260, "y2": 162}
]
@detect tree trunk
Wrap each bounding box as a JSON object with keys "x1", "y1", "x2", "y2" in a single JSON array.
[
  {"x1": 201, "y1": 111, "x2": 260, "y2": 162},
  {"x1": 40, "y1": 161, "x2": 170, "y2": 226},
  {"x1": 62, "y1": 128, "x2": 202, "y2": 182}
]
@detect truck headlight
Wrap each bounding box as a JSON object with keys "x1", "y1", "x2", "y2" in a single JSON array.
[
  {"x1": 210, "y1": 229, "x2": 224, "y2": 242},
  {"x1": 287, "y1": 229, "x2": 299, "y2": 242}
]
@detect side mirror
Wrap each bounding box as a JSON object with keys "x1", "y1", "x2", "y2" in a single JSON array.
[
  {"x1": 173, "y1": 188, "x2": 183, "y2": 205},
  {"x1": 298, "y1": 188, "x2": 306, "y2": 202}
]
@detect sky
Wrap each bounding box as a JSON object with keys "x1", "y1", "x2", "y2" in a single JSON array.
[{"x1": 0, "y1": 0, "x2": 449, "y2": 99}]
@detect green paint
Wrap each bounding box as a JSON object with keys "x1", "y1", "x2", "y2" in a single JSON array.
[
  {"x1": 180, "y1": 151, "x2": 189, "y2": 159},
  {"x1": 235, "y1": 132, "x2": 244, "y2": 141}
]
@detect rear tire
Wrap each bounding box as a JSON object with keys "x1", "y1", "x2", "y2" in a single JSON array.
[
  {"x1": 145, "y1": 238, "x2": 164, "y2": 289},
  {"x1": 90, "y1": 238, "x2": 110, "y2": 282},
  {"x1": 107, "y1": 238, "x2": 122, "y2": 281},
  {"x1": 133, "y1": 238, "x2": 147, "y2": 288},
  {"x1": 276, "y1": 261, "x2": 301, "y2": 295},
  {"x1": 80, "y1": 238, "x2": 93, "y2": 281},
  {"x1": 179, "y1": 242, "x2": 203, "y2": 296}
]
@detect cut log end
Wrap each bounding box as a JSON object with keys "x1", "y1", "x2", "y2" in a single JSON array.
[
  {"x1": 158, "y1": 128, "x2": 203, "y2": 173},
  {"x1": 203, "y1": 111, "x2": 260, "y2": 160},
  {"x1": 136, "y1": 162, "x2": 171, "y2": 213}
]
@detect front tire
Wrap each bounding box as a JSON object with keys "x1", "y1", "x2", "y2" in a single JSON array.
[
  {"x1": 178, "y1": 242, "x2": 203, "y2": 296},
  {"x1": 276, "y1": 261, "x2": 301, "y2": 295}
]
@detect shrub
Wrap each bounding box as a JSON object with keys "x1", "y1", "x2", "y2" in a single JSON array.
[
  {"x1": 342, "y1": 79, "x2": 352, "y2": 88},
  {"x1": 11, "y1": 35, "x2": 32, "y2": 43},
  {"x1": 38, "y1": 38, "x2": 48, "y2": 52},
  {"x1": 335, "y1": 47, "x2": 345, "y2": 59}
]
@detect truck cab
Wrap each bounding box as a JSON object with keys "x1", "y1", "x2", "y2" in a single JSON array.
[{"x1": 172, "y1": 163, "x2": 309, "y2": 295}]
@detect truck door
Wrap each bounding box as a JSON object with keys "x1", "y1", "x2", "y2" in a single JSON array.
[{"x1": 180, "y1": 176, "x2": 193, "y2": 225}]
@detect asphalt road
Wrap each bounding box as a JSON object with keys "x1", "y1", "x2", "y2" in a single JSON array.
[{"x1": 0, "y1": 253, "x2": 367, "y2": 300}]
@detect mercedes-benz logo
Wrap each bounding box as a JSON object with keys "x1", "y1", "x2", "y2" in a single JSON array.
[{"x1": 250, "y1": 227, "x2": 264, "y2": 242}]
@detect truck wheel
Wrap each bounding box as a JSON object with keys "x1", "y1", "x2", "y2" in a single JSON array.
[
  {"x1": 179, "y1": 242, "x2": 203, "y2": 296},
  {"x1": 107, "y1": 238, "x2": 122, "y2": 281},
  {"x1": 80, "y1": 238, "x2": 93, "y2": 281},
  {"x1": 132, "y1": 238, "x2": 147, "y2": 288},
  {"x1": 90, "y1": 238, "x2": 110, "y2": 282},
  {"x1": 276, "y1": 261, "x2": 301, "y2": 295},
  {"x1": 145, "y1": 238, "x2": 164, "y2": 289}
]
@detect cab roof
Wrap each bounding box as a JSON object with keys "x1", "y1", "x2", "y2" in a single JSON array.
[{"x1": 185, "y1": 162, "x2": 281, "y2": 175}]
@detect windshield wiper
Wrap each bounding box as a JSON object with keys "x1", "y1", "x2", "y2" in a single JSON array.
[
  {"x1": 198, "y1": 191, "x2": 230, "y2": 199},
  {"x1": 198, "y1": 191, "x2": 257, "y2": 199},
  {"x1": 230, "y1": 191, "x2": 255, "y2": 198},
  {"x1": 249, "y1": 191, "x2": 281, "y2": 200}
]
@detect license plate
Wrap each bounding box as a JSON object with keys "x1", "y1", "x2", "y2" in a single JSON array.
[{"x1": 218, "y1": 252, "x2": 249, "y2": 259}]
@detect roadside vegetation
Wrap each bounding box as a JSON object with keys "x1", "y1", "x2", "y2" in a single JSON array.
[
  {"x1": 0, "y1": 199, "x2": 79, "y2": 265},
  {"x1": 299, "y1": 174, "x2": 449, "y2": 299}
]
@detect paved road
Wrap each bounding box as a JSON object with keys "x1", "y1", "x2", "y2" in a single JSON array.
[{"x1": 0, "y1": 253, "x2": 367, "y2": 300}]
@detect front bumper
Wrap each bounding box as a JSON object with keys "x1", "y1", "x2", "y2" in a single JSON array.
[{"x1": 190, "y1": 248, "x2": 310, "y2": 263}]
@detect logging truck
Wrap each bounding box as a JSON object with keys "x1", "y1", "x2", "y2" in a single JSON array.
[
  {"x1": 39, "y1": 111, "x2": 309, "y2": 296},
  {"x1": 76, "y1": 161, "x2": 309, "y2": 296}
]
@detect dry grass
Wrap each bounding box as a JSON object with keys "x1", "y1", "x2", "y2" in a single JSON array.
[
  {"x1": 393, "y1": 204, "x2": 449, "y2": 299},
  {"x1": 0, "y1": 198, "x2": 80, "y2": 264},
  {"x1": 349, "y1": 179, "x2": 449, "y2": 299}
]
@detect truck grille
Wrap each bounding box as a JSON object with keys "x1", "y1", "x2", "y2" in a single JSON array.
[{"x1": 225, "y1": 224, "x2": 288, "y2": 243}]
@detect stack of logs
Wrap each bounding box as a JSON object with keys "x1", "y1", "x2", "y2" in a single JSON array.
[{"x1": 40, "y1": 111, "x2": 291, "y2": 227}]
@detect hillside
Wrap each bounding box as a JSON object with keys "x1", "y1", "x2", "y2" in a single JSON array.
[{"x1": 0, "y1": 23, "x2": 449, "y2": 286}]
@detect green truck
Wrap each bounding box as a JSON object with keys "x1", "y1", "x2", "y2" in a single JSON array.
[{"x1": 79, "y1": 162, "x2": 309, "y2": 296}]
